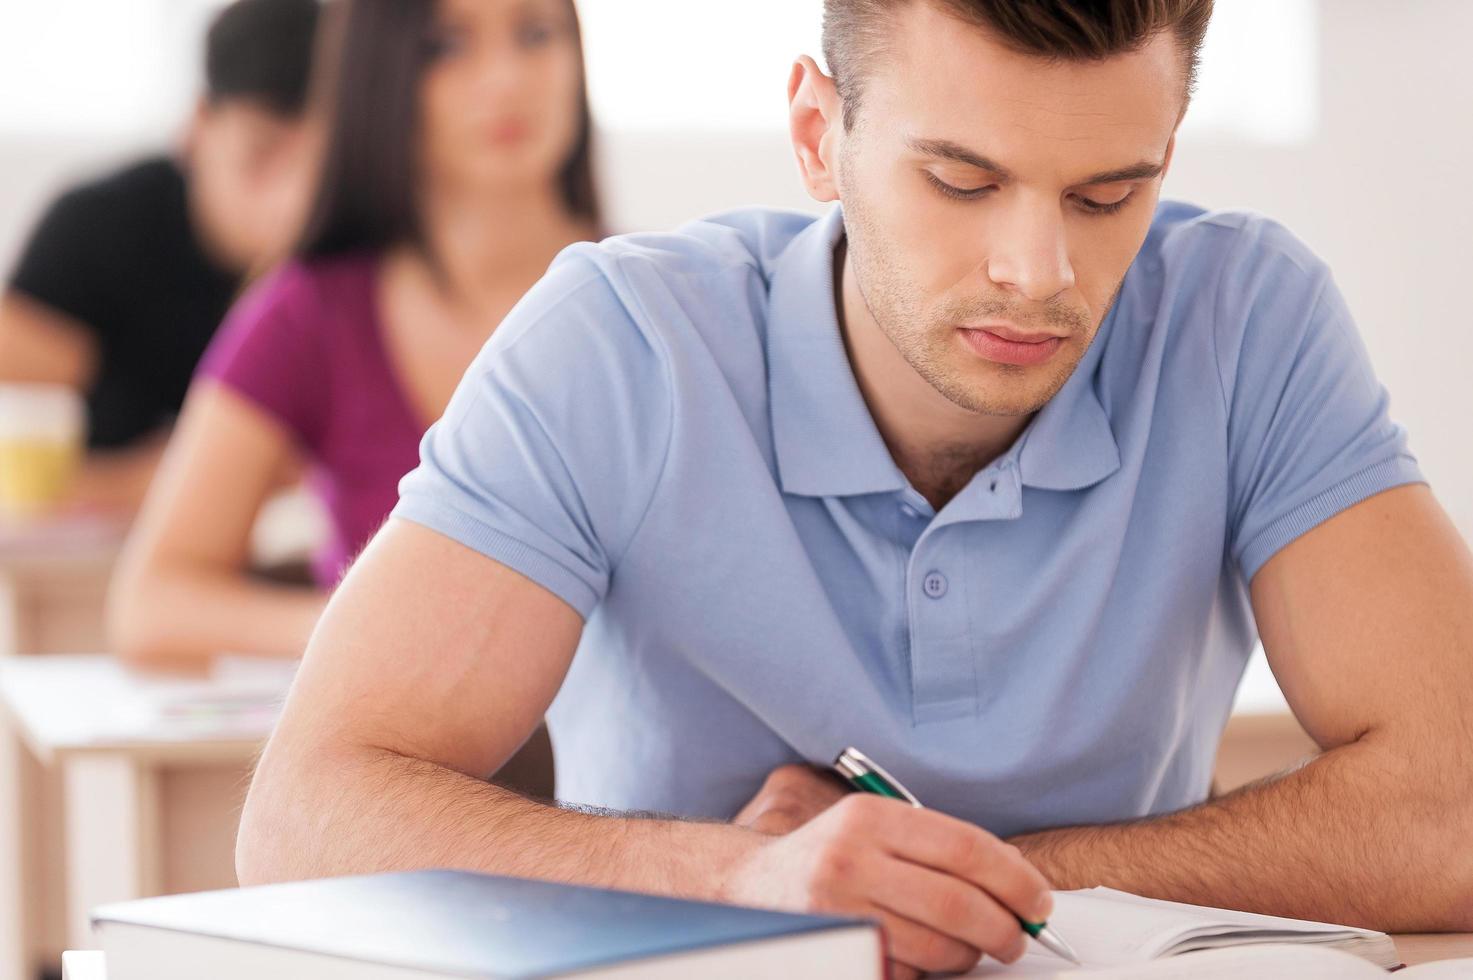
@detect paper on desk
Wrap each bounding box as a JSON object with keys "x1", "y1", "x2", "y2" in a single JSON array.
[
  {"x1": 966, "y1": 944, "x2": 1440, "y2": 979},
  {"x1": 105, "y1": 656, "x2": 297, "y2": 740}
]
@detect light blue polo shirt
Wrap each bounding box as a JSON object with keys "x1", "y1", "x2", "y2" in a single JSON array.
[{"x1": 393, "y1": 202, "x2": 1422, "y2": 838}]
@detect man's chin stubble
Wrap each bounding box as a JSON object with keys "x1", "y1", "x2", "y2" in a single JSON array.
[{"x1": 919, "y1": 341, "x2": 1084, "y2": 418}]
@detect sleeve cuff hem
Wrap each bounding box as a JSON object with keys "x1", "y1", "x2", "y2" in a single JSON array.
[
  {"x1": 391, "y1": 495, "x2": 600, "y2": 619},
  {"x1": 1237, "y1": 454, "x2": 1426, "y2": 582}
]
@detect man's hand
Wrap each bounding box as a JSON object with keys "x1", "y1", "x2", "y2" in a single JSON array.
[
  {"x1": 733, "y1": 763, "x2": 851, "y2": 835},
  {"x1": 720, "y1": 793, "x2": 1053, "y2": 978}
]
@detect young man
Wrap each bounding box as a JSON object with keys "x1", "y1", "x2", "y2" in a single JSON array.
[
  {"x1": 0, "y1": 0, "x2": 319, "y2": 514},
  {"x1": 239, "y1": 1, "x2": 1473, "y2": 976}
]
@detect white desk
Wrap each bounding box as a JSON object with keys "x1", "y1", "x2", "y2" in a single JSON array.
[
  {"x1": 0, "y1": 654, "x2": 291, "y2": 978},
  {"x1": 0, "y1": 517, "x2": 125, "y2": 658},
  {"x1": 55, "y1": 933, "x2": 1473, "y2": 979}
]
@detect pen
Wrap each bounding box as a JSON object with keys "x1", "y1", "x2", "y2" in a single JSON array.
[{"x1": 833, "y1": 746, "x2": 1082, "y2": 966}]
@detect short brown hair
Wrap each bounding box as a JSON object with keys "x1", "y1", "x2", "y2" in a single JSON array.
[{"x1": 822, "y1": 0, "x2": 1214, "y2": 129}]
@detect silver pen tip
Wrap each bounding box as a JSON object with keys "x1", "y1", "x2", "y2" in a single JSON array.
[{"x1": 1035, "y1": 926, "x2": 1083, "y2": 965}]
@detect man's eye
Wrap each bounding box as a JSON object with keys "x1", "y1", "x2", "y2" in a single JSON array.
[
  {"x1": 1074, "y1": 191, "x2": 1134, "y2": 216},
  {"x1": 924, "y1": 172, "x2": 993, "y2": 201}
]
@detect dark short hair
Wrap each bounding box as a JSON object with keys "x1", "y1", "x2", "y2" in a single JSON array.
[
  {"x1": 205, "y1": 0, "x2": 321, "y2": 116},
  {"x1": 297, "y1": 0, "x2": 602, "y2": 260},
  {"x1": 822, "y1": 0, "x2": 1215, "y2": 129}
]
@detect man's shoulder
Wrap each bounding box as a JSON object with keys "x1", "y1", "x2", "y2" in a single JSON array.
[
  {"x1": 46, "y1": 156, "x2": 183, "y2": 227},
  {"x1": 1142, "y1": 200, "x2": 1331, "y2": 292},
  {"x1": 586, "y1": 207, "x2": 820, "y2": 289},
  {"x1": 511, "y1": 207, "x2": 819, "y2": 358},
  {"x1": 1119, "y1": 200, "x2": 1337, "y2": 367},
  {"x1": 1113, "y1": 201, "x2": 1351, "y2": 422}
]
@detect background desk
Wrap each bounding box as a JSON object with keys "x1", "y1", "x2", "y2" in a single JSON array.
[
  {"x1": 0, "y1": 655, "x2": 287, "y2": 980},
  {"x1": 0, "y1": 519, "x2": 125, "y2": 659},
  {"x1": 0, "y1": 521, "x2": 126, "y2": 980}
]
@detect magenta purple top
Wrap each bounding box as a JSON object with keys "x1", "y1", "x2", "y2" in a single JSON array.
[{"x1": 198, "y1": 254, "x2": 422, "y2": 587}]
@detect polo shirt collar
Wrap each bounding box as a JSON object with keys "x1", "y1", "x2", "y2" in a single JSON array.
[
  {"x1": 1014, "y1": 306, "x2": 1122, "y2": 492},
  {"x1": 767, "y1": 204, "x2": 905, "y2": 498},
  {"x1": 766, "y1": 203, "x2": 1120, "y2": 500}
]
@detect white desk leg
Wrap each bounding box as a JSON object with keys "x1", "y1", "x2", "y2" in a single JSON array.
[
  {"x1": 63, "y1": 755, "x2": 160, "y2": 951},
  {"x1": 0, "y1": 717, "x2": 32, "y2": 980},
  {"x1": 0, "y1": 570, "x2": 20, "y2": 657},
  {"x1": 62, "y1": 950, "x2": 108, "y2": 980}
]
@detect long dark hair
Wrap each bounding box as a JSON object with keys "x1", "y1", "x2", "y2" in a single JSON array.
[{"x1": 297, "y1": 0, "x2": 601, "y2": 259}]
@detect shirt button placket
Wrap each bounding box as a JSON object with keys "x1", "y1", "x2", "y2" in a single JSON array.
[{"x1": 909, "y1": 534, "x2": 974, "y2": 722}]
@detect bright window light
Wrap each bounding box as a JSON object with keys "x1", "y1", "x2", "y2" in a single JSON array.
[
  {"x1": 1181, "y1": 0, "x2": 1319, "y2": 143},
  {"x1": 0, "y1": 0, "x2": 1318, "y2": 143},
  {"x1": 0, "y1": 0, "x2": 218, "y2": 138},
  {"x1": 580, "y1": 0, "x2": 1318, "y2": 142},
  {"x1": 579, "y1": 0, "x2": 823, "y2": 132}
]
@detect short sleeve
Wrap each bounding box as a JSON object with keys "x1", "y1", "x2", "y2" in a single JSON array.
[
  {"x1": 1220, "y1": 224, "x2": 1424, "y2": 581},
  {"x1": 391, "y1": 249, "x2": 674, "y2": 618},
  {"x1": 196, "y1": 264, "x2": 329, "y2": 449},
  {"x1": 7, "y1": 185, "x2": 114, "y2": 334}
]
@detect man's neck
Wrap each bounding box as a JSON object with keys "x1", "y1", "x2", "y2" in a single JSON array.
[{"x1": 834, "y1": 237, "x2": 1033, "y2": 511}]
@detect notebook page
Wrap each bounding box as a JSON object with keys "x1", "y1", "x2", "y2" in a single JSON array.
[
  {"x1": 967, "y1": 943, "x2": 1387, "y2": 979},
  {"x1": 991, "y1": 888, "x2": 1256, "y2": 966},
  {"x1": 1402, "y1": 959, "x2": 1473, "y2": 978},
  {"x1": 962, "y1": 887, "x2": 1389, "y2": 972},
  {"x1": 1076, "y1": 887, "x2": 1389, "y2": 958},
  {"x1": 957, "y1": 895, "x2": 1230, "y2": 975}
]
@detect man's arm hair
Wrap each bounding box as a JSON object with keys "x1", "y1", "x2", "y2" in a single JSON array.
[{"x1": 1010, "y1": 485, "x2": 1473, "y2": 932}]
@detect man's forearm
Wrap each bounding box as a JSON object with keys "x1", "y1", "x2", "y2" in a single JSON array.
[
  {"x1": 237, "y1": 745, "x2": 760, "y2": 900},
  {"x1": 1009, "y1": 732, "x2": 1473, "y2": 932}
]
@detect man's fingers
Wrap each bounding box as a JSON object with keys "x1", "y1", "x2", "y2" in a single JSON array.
[
  {"x1": 864, "y1": 856, "x2": 1029, "y2": 963},
  {"x1": 865, "y1": 904, "x2": 983, "y2": 976},
  {"x1": 865, "y1": 800, "x2": 1054, "y2": 922}
]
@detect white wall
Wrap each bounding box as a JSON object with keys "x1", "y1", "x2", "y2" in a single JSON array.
[
  {"x1": 591, "y1": 0, "x2": 1473, "y2": 541},
  {"x1": 1, "y1": 0, "x2": 1468, "y2": 538}
]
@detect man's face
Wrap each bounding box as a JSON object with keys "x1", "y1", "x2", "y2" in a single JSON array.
[
  {"x1": 188, "y1": 99, "x2": 316, "y2": 273},
  {"x1": 833, "y1": 3, "x2": 1185, "y2": 417}
]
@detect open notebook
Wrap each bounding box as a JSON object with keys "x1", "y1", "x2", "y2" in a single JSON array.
[
  {"x1": 965, "y1": 887, "x2": 1403, "y2": 976},
  {"x1": 1019, "y1": 945, "x2": 1470, "y2": 979}
]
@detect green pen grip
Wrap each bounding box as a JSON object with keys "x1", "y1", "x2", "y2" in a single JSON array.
[{"x1": 850, "y1": 770, "x2": 909, "y2": 801}]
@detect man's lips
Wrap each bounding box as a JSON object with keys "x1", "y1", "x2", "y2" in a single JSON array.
[
  {"x1": 961, "y1": 321, "x2": 1067, "y2": 344},
  {"x1": 957, "y1": 324, "x2": 1065, "y2": 366}
]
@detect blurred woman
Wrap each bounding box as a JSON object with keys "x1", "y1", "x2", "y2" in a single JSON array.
[{"x1": 108, "y1": 0, "x2": 603, "y2": 667}]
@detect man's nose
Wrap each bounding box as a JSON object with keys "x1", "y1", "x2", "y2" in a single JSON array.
[{"x1": 984, "y1": 201, "x2": 1076, "y2": 303}]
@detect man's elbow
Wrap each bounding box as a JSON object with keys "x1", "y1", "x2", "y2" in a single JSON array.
[
  {"x1": 1444, "y1": 790, "x2": 1473, "y2": 931},
  {"x1": 235, "y1": 751, "x2": 306, "y2": 887}
]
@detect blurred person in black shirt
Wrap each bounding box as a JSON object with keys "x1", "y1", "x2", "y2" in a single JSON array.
[{"x1": 0, "y1": 0, "x2": 320, "y2": 516}]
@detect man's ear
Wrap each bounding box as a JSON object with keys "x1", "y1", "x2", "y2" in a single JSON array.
[{"x1": 787, "y1": 55, "x2": 844, "y2": 203}]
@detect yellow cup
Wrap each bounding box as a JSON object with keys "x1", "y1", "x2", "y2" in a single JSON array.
[{"x1": 0, "y1": 384, "x2": 85, "y2": 519}]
